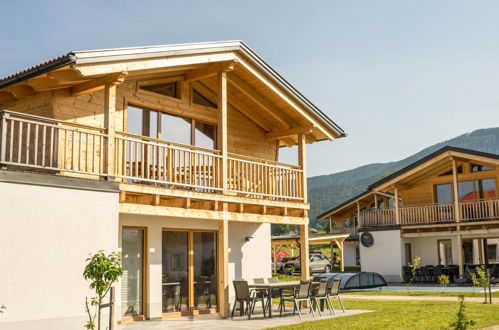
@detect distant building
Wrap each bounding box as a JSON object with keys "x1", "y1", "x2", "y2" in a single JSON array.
[{"x1": 319, "y1": 146, "x2": 499, "y2": 281}]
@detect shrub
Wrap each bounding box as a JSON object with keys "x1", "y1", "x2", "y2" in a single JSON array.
[{"x1": 438, "y1": 274, "x2": 450, "y2": 292}]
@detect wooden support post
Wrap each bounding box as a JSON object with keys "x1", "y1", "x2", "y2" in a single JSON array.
[
  {"x1": 188, "y1": 231, "x2": 194, "y2": 311},
  {"x1": 374, "y1": 193, "x2": 378, "y2": 208},
  {"x1": 0, "y1": 112, "x2": 7, "y2": 164},
  {"x1": 394, "y1": 187, "x2": 400, "y2": 225},
  {"x1": 357, "y1": 202, "x2": 361, "y2": 228},
  {"x1": 217, "y1": 71, "x2": 228, "y2": 194},
  {"x1": 104, "y1": 84, "x2": 117, "y2": 179},
  {"x1": 339, "y1": 240, "x2": 344, "y2": 272},
  {"x1": 457, "y1": 233, "x2": 464, "y2": 276},
  {"x1": 451, "y1": 157, "x2": 461, "y2": 222},
  {"x1": 298, "y1": 134, "x2": 308, "y2": 202},
  {"x1": 299, "y1": 224, "x2": 310, "y2": 280},
  {"x1": 217, "y1": 218, "x2": 229, "y2": 318}
]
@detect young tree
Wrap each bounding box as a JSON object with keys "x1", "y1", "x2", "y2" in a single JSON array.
[
  {"x1": 449, "y1": 295, "x2": 475, "y2": 330},
  {"x1": 83, "y1": 251, "x2": 123, "y2": 330},
  {"x1": 471, "y1": 265, "x2": 490, "y2": 304},
  {"x1": 402, "y1": 256, "x2": 421, "y2": 292},
  {"x1": 437, "y1": 274, "x2": 450, "y2": 292}
]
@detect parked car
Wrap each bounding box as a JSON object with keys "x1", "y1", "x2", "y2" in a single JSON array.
[
  {"x1": 273, "y1": 256, "x2": 298, "y2": 273},
  {"x1": 281, "y1": 254, "x2": 332, "y2": 274}
]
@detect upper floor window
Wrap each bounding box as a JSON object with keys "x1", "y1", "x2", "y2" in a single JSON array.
[
  {"x1": 127, "y1": 105, "x2": 216, "y2": 149},
  {"x1": 435, "y1": 183, "x2": 453, "y2": 204},
  {"x1": 141, "y1": 82, "x2": 179, "y2": 99},
  {"x1": 439, "y1": 166, "x2": 462, "y2": 176},
  {"x1": 343, "y1": 219, "x2": 351, "y2": 227},
  {"x1": 193, "y1": 89, "x2": 216, "y2": 108},
  {"x1": 471, "y1": 163, "x2": 493, "y2": 172}
]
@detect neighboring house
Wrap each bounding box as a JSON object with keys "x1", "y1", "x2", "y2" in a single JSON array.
[
  {"x1": 0, "y1": 41, "x2": 345, "y2": 329},
  {"x1": 319, "y1": 146, "x2": 499, "y2": 281}
]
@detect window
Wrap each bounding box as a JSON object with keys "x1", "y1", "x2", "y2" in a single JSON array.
[
  {"x1": 471, "y1": 163, "x2": 493, "y2": 172},
  {"x1": 459, "y1": 178, "x2": 496, "y2": 201},
  {"x1": 435, "y1": 184, "x2": 453, "y2": 204},
  {"x1": 127, "y1": 105, "x2": 216, "y2": 149},
  {"x1": 344, "y1": 219, "x2": 351, "y2": 228},
  {"x1": 488, "y1": 244, "x2": 497, "y2": 262},
  {"x1": 378, "y1": 199, "x2": 385, "y2": 209},
  {"x1": 437, "y1": 240, "x2": 453, "y2": 266},
  {"x1": 193, "y1": 89, "x2": 216, "y2": 108},
  {"x1": 388, "y1": 198, "x2": 394, "y2": 209},
  {"x1": 141, "y1": 82, "x2": 178, "y2": 99},
  {"x1": 121, "y1": 228, "x2": 145, "y2": 317},
  {"x1": 439, "y1": 166, "x2": 462, "y2": 176},
  {"x1": 404, "y1": 243, "x2": 412, "y2": 265}
]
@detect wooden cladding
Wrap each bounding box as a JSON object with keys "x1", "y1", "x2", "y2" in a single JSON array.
[
  {"x1": 0, "y1": 110, "x2": 305, "y2": 202},
  {"x1": 359, "y1": 199, "x2": 499, "y2": 228}
]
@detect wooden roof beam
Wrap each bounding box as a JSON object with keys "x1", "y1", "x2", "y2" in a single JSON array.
[
  {"x1": 196, "y1": 80, "x2": 273, "y2": 132},
  {"x1": 0, "y1": 91, "x2": 17, "y2": 103},
  {"x1": 184, "y1": 60, "x2": 238, "y2": 82},
  {"x1": 47, "y1": 70, "x2": 86, "y2": 84},
  {"x1": 228, "y1": 72, "x2": 294, "y2": 128},
  {"x1": 266, "y1": 126, "x2": 313, "y2": 140},
  {"x1": 71, "y1": 71, "x2": 128, "y2": 96},
  {"x1": 6, "y1": 85, "x2": 35, "y2": 98}
]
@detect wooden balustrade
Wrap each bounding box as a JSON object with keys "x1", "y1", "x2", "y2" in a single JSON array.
[
  {"x1": 0, "y1": 111, "x2": 106, "y2": 176},
  {"x1": 227, "y1": 156, "x2": 304, "y2": 201},
  {"x1": 399, "y1": 203, "x2": 454, "y2": 225},
  {"x1": 359, "y1": 199, "x2": 499, "y2": 228},
  {"x1": 460, "y1": 199, "x2": 499, "y2": 222},
  {"x1": 0, "y1": 110, "x2": 305, "y2": 202},
  {"x1": 115, "y1": 133, "x2": 223, "y2": 192},
  {"x1": 359, "y1": 209, "x2": 396, "y2": 228}
]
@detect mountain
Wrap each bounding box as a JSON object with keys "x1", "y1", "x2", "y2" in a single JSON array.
[{"x1": 306, "y1": 127, "x2": 499, "y2": 231}]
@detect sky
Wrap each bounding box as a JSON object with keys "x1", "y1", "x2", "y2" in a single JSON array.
[{"x1": 1, "y1": 0, "x2": 499, "y2": 177}]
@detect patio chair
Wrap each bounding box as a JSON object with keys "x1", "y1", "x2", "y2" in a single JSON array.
[
  {"x1": 231, "y1": 280, "x2": 266, "y2": 319},
  {"x1": 311, "y1": 278, "x2": 334, "y2": 316},
  {"x1": 455, "y1": 268, "x2": 473, "y2": 286},
  {"x1": 278, "y1": 280, "x2": 315, "y2": 319},
  {"x1": 327, "y1": 277, "x2": 345, "y2": 312}
]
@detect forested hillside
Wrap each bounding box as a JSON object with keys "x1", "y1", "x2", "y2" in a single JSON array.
[{"x1": 292, "y1": 127, "x2": 499, "y2": 234}]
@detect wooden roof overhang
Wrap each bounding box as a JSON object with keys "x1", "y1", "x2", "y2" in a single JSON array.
[
  {"x1": 271, "y1": 233, "x2": 350, "y2": 247},
  {"x1": 0, "y1": 41, "x2": 345, "y2": 147},
  {"x1": 371, "y1": 148, "x2": 499, "y2": 193}
]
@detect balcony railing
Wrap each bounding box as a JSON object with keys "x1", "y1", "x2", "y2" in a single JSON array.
[
  {"x1": 359, "y1": 199, "x2": 499, "y2": 228},
  {"x1": 0, "y1": 111, "x2": 304, "y2": 202},
  {"x1": 330, "y1": 226, "x2": 358, "y2": 236}
]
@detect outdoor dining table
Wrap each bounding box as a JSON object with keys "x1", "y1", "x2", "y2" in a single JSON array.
[{"x1": 249, "y1": 280, "x2": 320, "y2": 318}]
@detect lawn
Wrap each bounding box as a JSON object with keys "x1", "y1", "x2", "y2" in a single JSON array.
[
  {"x1": 269, "y1": 298, "x2": 499, "y2": 329},
  {"x1": 343, "y1": 289, "x2": 499, "y2": 299}
]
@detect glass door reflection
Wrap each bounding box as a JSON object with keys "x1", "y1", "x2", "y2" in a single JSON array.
[
  {"x1": 193, "y1": 232, "x2": 217, "y2": 310},
  {"x1": 162, "y1": 231, "x2": 188, "y2": 313}
]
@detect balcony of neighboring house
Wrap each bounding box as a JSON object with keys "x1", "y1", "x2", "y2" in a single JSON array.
[
  {"x1": 359, "y1": 198, "x2": 499, "y2": 229},
  {"x1": 0, "y1": 110, "x2": 308, "y2": 221},
  {"x1": 329, "y1": 225, "x2": 358, "y2": 237}
]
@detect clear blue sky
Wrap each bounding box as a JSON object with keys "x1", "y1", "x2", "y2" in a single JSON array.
[{"x1": 2, "y1": 0, "x2": 499, "y2": 177}]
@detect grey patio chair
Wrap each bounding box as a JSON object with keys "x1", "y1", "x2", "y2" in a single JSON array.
[
  {"x1": 278, "y1": 280, "x2": 314, "y2": 319},
  {"x1": 231, "y1": 280, "x2": 266, "y2": 319},
  {"x1": 327, "y1": 277, "x2": 345, "y2": 312},
  {"x1": 312, "y1": 278, "x2": 334, "y2": 316}
]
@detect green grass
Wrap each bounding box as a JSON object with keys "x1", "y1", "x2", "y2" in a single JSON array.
[
  {"x1": 268, "y1": 298, "x2": 499, "y2": 329},
  {"x1": 343, "y1": 289, "x2": 499, "y2": 299}
]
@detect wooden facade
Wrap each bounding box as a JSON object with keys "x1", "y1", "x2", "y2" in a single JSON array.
[{"x1": 0, "y1": 41, "x2": 344, "y2": 320}]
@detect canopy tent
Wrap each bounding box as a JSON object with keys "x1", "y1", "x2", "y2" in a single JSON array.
[{"x1": 271, "y1": 233, "x2": 350, "y2": 272}]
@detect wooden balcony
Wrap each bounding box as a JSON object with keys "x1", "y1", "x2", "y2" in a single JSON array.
[
  {"x1": 359, "y1": 199, "x2": 499, "y2": 229},
  {"x1": 330, "y1": 226, "x2": 358, "y2": 237},
  {"x1": 0, "y1": 110, "x2": 305, "y2": 203}
]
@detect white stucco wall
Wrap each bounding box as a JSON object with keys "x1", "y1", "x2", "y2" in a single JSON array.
[
  {"x1": 359, "y1": 229, "x2": 403, "y2": 282},
  {"x1": 0, "y1": 180, "x2": 119, "y2": 330},
  {"x1": 344, "y1": 241, "x2": 359, "y2": 267},
  {"x1": 228, "y1": 222, "x2": 271, "y2": 300}
]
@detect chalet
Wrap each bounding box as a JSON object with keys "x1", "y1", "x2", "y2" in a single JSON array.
[
  {"x1": 0, "y1": 41, "x2": 345, "y2": 328},
  {"x1": 319, "y1": 146, "x2": 499, "y2": 281}
]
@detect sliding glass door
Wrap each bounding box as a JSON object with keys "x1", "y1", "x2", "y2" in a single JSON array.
[
  {"x1": 162, "y1": 230, "x2": 217, "y2": 315},
  {"x1": 121, "y1": 228, "x2": 145, "y2": 317}
]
